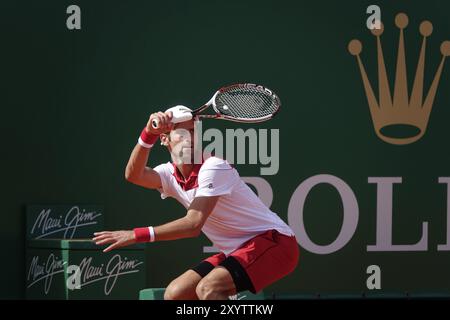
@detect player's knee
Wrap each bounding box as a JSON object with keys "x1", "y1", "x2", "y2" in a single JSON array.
[
  {"x1": 164, "y1": 282, "x2": 185, "y2": 300},
  {"x1": 195, "y1": 279, "x2": 213, "y2": 300},
  {"x1": 196, "y1": 279, "x2": 221, "y2": 300}
]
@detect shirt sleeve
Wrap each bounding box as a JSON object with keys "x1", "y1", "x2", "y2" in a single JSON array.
[
  {"x1": 195, "y1": 158, "x2": 237, "y2": 197},
  {"x1": 153, "y1": 163, "x2": 176, "y2": 199}
]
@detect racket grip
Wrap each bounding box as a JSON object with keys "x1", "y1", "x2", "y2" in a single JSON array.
[{"x1": 151, "y1": 113, "x2": 193, "y2": 129}]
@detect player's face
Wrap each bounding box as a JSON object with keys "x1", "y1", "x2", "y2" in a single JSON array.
[{"x1": 168, "y1": 120, "x2": 196, "y2": 164}]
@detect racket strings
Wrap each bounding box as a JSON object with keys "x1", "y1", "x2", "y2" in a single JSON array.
[{"x1": 215, "y1": 87, "x2": 279, "y2": 119}]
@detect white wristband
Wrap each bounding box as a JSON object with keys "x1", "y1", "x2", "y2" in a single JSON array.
[
  {"x1": 138, "y1": 137, "x2": 154, "y2": 149},
  {"x1": 148, "y1": 226, "x2": 155, "y2": 242}
]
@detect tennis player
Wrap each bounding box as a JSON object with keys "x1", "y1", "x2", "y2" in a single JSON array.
[{"x1": 93, "y1": 106, "x2": 299, "y2": 300}]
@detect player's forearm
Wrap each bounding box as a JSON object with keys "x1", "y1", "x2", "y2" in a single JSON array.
[
  {"x1": 153, "y1": 215, "x2": 202, "y2": 241},
  {"x1": 125, "y1": 122, "x2": 161, "y2": 182},
  {"x1": 125, "y1": 143, "x2": 151, "y2": 181},
  {"x1": 133, "y1": 198, "x2": 217, "y2": 243}
]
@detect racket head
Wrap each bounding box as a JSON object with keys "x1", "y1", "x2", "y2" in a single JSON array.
[{"x1": 206, "y1": 83, "x2": 281, "y2": 123}]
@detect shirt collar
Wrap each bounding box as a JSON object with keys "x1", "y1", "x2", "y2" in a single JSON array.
[{"x1": 172, "y1": 162, "x2": 203, "y2": 191}]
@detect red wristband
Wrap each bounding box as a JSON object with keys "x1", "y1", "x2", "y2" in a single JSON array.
[
  {"x1": 133, "y1": 227, "x2": 150, "y2": 243},
  {"x1": 138, "y1": 128, "x2": 159, "y2": 148}
]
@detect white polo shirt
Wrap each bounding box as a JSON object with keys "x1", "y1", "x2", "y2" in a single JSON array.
[{"x1": 153, "y1": 156, "x2": 294, "y2": 255}]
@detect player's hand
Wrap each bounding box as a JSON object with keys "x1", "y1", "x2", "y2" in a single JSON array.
[
  {"x1": 146, "y1": 111, "x2": 174, "y2": 135},
  {"x1": 92, "y1": 230, "x2": 136, "y2": 253}
]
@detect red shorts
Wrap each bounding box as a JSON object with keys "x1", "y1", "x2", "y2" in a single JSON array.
[{"x1": 192, "y1": 229, "x2": 299, "y2": 293}]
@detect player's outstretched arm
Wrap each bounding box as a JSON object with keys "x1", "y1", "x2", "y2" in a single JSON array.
[{"x1": 92, "y1": 196, "x2": 219, "y2": 252}]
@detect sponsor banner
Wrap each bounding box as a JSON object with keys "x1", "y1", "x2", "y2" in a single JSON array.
[
  {"x1": 26, "y1": 205, "x2": 104, "y2": 240},
  {"x1": 25, "y1": 240, "x2": 145, "y2": 299}
]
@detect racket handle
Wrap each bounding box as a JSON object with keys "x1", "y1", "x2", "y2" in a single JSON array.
[{"x1": 151, "y1": 112, "x2": 193, "y2": 129}]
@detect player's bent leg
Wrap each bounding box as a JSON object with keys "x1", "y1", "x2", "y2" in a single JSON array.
[
  {"x1": 164, "y1": 270, "x2": 203, "y2": 300},
  {"x1": 195, "y1": 266, "x2": 236, "y2": 300}
]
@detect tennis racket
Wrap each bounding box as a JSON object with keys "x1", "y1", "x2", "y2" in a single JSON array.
[{"x1": 151, "y1": 83, "x2": 281, "y2": 129}]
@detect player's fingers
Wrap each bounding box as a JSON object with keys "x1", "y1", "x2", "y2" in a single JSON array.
[
  {"x1": 95, "y1": 237, "x2": 113, "y2": 244},
  {"x1": 163, "y1": 112, "x2": 172, "y2": 126},
  {"x1": 163, "y1": 112, "x2": 173, "y2": 125},
  {"x1": 95, "y1": 238, "x2": 113, "y2": 245},
  {"x1": 95, "y1": 237, "x2": 115, "y2": 245},
  {"x1": 103, "y1": 245, "x2": 114, "y2": 253},
  {"x1": 103, "y1": 242, "x2": 122, "y2": 253},
  {"x1": 163, "y1": 114, "x2": 174, "y2": 131},
  {"x1": 93, "y1": 231, "x2": 111, "y2": 236},
  {"x1": 93, "y1": 231, "x2": 113, "y2": 238},
  {"x1": 92, "y1": 234, "x2": 110, "y2": 241},
  {"x1": 157, "y1": 112, "x2": 167, "y2": 126}
]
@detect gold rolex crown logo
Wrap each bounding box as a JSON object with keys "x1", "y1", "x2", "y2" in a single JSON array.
[{"x1": 349, "y1": 13, "x2": 450, "y2": 145}]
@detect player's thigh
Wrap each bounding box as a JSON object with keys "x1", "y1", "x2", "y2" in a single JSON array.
[
  {"x1": 165, "y1": 269, "x2": 203, "y2": 300},
  {"x1": 197, "y1": 266, "x2": 237, "y2": 296}
]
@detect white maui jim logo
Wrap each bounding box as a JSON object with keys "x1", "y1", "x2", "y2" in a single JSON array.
[
  {"x1": 30, "y1": 206, "x2": 102, "y2": 239},
  {"x1": 66, "y1": 255, "x2": 143, "y2": 295},
  {"x1": 176, "y1": 121, "x2": 280, "y2": 175},
  {"x1": 27, "y1": 254, "x2": 143, "y2": 295},
  {"x1": 27, "y1": 254, "x2": 66, "y2": 294}
]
